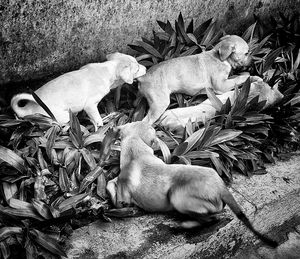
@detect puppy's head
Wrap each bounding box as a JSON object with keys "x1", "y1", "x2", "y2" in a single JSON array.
[
  {"x1": 106, "y1": 52, "x2": 146, "y2": 84},
  {"x1": 116, "y1": 121, "x2": 158, "y2": 147},
  {"x1": 249, "y1": 81, "x2": 284, "y2": 108},
  {"x1": 216, "y1": 35, "x2": 250, "y2": 69}
]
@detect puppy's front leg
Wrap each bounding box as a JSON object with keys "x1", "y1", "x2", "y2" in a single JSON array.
[
  {"x1": 213, "y1": 72, "x2": 250, "y2": 93},
  {"x1": 84, "y1": 104, "x2": 103, "y2": 130},
  {"x1": 106, "y1": 177, "x2": 133, "y2": 208},
  {"x1": 106, "y1": 177, "x2": 118, "y2": 206}
]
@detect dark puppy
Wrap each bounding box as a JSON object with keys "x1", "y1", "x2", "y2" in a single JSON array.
[{"x1": 106, "y1": 121, "x2": 278, "y2": 247}]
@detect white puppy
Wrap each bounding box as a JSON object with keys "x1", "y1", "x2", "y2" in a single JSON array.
[
  {"x1": 11, "y1": 53, "x2": 146, "y2": 128},
  {"x1": 106, "y1": 121, "x2": 277, "y2": 247},
  {"x1": 137, "y1": 35, "x2": 253, "y2": 124},
  {"x1": 159, "y1": 81, "x2": 284, "y2": 132}
]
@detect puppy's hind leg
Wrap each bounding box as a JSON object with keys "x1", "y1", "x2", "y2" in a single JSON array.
[
  {"x1": 170, "y1": 188, "x2": 222, "y2": 229},
  {"x1": 142, "y1": 90, "x2": 171, "y2": 124},
  {"x1": 84, "y1": 104, "x2": 103, "y2": 130}
]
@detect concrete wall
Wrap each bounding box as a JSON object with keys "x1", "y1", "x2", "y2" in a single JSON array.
[{"x1": 0, "y1": 0, "x2": 299, "y2": 87}]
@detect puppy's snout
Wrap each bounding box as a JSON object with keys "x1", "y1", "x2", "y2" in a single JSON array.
[{"x1": 136, "y1": 64, "x2": 147, "y2": 78}]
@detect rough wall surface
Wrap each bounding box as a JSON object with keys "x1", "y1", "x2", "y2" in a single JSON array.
[{"x1": 0, "y1": 0, "x2": 299, "y2": 86}]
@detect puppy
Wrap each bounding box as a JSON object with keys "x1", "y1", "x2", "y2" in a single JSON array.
[
  {"x1": 106, "y1": 121, "x2": 278, "y2": 247},
  {"x1": 137, "y1": 35, "x2": 253, "y2": 124},
  {"x1": 11, "y1": 53, "x2": 146, "y2": 129},
  {"x1": 159, "y1": 80, "x2": 284, "y2": 133}
]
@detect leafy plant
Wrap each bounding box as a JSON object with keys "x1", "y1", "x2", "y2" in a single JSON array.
[
  {"x1": 242, "y1": 12, "x2": 300, "y2": 155},
  {"x1": 0, "y1": 106, "x2": 123, "y2": 257},
  {"x1": 158, "y1": 80, "x2": 273, "y2": 179},
  {"x1": 128, "y1": 12, "x2": 223, "y2": 67}
]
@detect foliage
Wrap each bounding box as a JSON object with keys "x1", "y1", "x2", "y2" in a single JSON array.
[
  {"x1": 242, "y1": 13, "x2": 300, "y2": 155},
  {"x1": 128, "y1": 12, "x2": 223, "y2": 67},
  {"x1": 0, "y1": 107, "x2": 124, "y2": 257}
]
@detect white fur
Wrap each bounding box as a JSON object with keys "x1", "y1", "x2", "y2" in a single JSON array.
[
  {"x1": 137, "y1": 35, "x2": 252, "y2": 124},
  {"x1": 11, "y1": 52, "x2": 146, "y2": 129}
]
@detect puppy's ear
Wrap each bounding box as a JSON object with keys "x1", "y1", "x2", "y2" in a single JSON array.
[
  {"x1": 119, "y1": 64, "x2": 135, "y2": 84},
  {"x1": 218, "y1": 41, "x2": 235, "y2": 61}
]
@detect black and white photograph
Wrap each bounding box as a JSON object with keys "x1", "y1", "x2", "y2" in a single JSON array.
[{"x1": 0, "y1": 0, "x2": 300, "y2": 258}]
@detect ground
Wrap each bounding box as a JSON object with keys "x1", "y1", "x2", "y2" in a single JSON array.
[{"x1": 65, "y1": 153, "x2": 300, "y2": 259}]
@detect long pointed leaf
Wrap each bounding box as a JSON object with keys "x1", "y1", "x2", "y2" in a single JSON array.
[
  {"x1": 0, "y1": 146, "x2": 26, "y2": 174},
  {"x1": 157, "y1": 138, "x2": 171, "y2": 164},
  {"x1": 206, "y1": 88, "x2": 223, "y2": 111},
  {"x1": 69, "y1": 110, "x2": 83, "y2": 148},
  {"x1": 0, "y1": 227, "x2": 23, "y2": 242},
  {"x1": 79, "y1": 166, "x2": 103, "y2": 192},
  {"x1": 29, "y1": 229, "x2": 67, "y2": 257},
  {"x1": 134, "y1": 41, "x2": 163, "y2": 59},
  {"x1": 210, "y1": 129, "x2": 243, "y2": 146}
]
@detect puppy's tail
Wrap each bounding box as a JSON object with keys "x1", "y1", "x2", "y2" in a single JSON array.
[
  {"x1": 222, "y1": 189, "x2": 278, "y2": 248},
  {"x1": 10, "y1": 93, "x2": 40, "y2": 118}
]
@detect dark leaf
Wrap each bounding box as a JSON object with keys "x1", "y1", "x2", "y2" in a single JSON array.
[
  {"x1": 105, "y1": 207, "x2": 144, "y2": 218},
  {"x1": 58, "y1": 193, "x2": 88, "y2": 212},
  {"x1": 80, "y1": 147, "x2": 97, "y2": 170},
  {"x1": 194, "y1": 18, "x2": 213, "y2": 41},
  {"x1": 59, "y1": 167, "x2": 70, "y2": 193},
  {"x1": 186, "y1": 18, "x2": 194, "y2": 33},
  {"x1": 98, "y1": 129, "x2": 118, "y2": 164},
  {"x1": 206, "y1": 88, "x2": 223, "y2": 111},
  {"x1": 0, "y1": 227, "x2": 23, "y2": 242},
  {"x1": 263, "y1": 47, "x2": 283, "y2": 73},
  {"x1": 180, "y1": 45, "x2": 199, "y2": 56},
  {"x1": 69, "y1": 110, "x2": 83, "y2": 148},
  {"x1": 46, "y1": 125, "x2": 60, "y2": 162},
  {"x1": 156, "y1": 138, "x2": 171, "y2": 163},
  {"x1": 31, "y1": 199, "x2": 53, "y2": 220},
  {"x1": 172, "y1": 141, "x2": 188, "y2": 157},
  {"x1": 29, "y1": 229, "x2": 67, "y2": 257},
  {"x1": 177, "y1": 155, "x2": 191, "y2": 165},
  {"x1": 79, "y1": 166, "x2": 104, "y2": 193},
  {"x1": 184, "y1": 150, "x2": 219, "y2": 159},
  {"x1": 0, "y1": 240, "x2": 10, "y2": 259},
  {"x1": 210, "y1": 129, "x2": 243, "y2": 146},
  {"x1": 97, "y1": 174, "x2": 107, "y2": 198},
  {"x1": 0, "y1": 146, "x2": 26, "y2": 174},
  {"x1": 0, "y1": 204, "x2": 44, "y2": 221},
  {"x1": 2, "y1": 182, "x2": 17, "y2": 201},
  {"x1": 134, "y1": 41, "x2": 163, "y2": 59},
  {"x1": 157, "y1": 20, "x2": 167, "y2": 31},
  {"x1": 25, "y1": 236, "x2": 38, "y2": 259}
]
